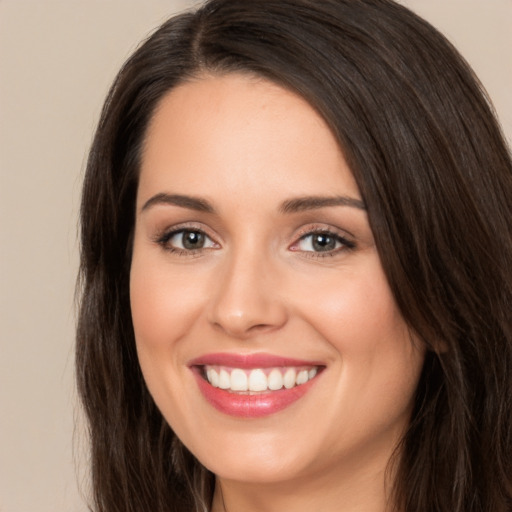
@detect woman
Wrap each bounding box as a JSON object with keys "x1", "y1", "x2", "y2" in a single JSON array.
[{"x1": 76, "y1": 0, "x2": 512, "y2": 511}]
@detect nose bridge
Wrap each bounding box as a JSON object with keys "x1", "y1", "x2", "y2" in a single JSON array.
[{"x1": 207, "y1": 238, "x2": 287, "y2": 338}]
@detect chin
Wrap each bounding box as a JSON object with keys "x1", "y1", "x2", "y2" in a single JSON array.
[{"x1": 184, "y1": 424, "x2": 323, "y2": 485}]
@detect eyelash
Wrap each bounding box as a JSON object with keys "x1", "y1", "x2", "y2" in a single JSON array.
[
  {"x1": 154, "y1": 225, "x2": 356, "y2": 258},
  {"x1": 155, "y1": 225, "x2": 217, "y2": 256},
  {"x1": 291, "y1": 228, "x2": 356, "y2": 257}
]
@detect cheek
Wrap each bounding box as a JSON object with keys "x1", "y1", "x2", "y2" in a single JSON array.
[
  {"x1": 292, "y1": 261, "x2": 423, "y2": 417},
  {"x1": 294, "y1": 262, "x2": 406, "y2": 354},
  {"x1": 130, "y1": 253, "x2": 207, "y2": 350},
  {"x1": 128, "y1": 249, "x2": 212, "y2": 417},
  {"x1": 129, "y1": 251, "x2": 207, "y2": 423}
]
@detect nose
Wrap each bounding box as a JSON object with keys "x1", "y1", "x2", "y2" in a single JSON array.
[{"x1": 207, "y1": 249, "x2": 288, "y2": 339}]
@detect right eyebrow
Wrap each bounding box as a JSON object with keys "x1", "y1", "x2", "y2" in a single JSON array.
[
  {"x1": 279, "y1": 195, "x2": 366, "y2": 213},
  {"x1": 140, "y1": 193, "x2": 215, "y2": 214}
]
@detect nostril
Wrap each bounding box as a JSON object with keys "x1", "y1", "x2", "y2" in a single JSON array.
[
  {"x1": 206, "y1": 267, "x2": 289, "y2": 337},
  {"x1": 249, "y1": 323, "x2": 275, "y2": 332}
]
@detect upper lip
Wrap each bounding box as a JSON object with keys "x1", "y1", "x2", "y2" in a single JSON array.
[{"x1": 188, "y1": 352, "x2": 324, "y2": 369}]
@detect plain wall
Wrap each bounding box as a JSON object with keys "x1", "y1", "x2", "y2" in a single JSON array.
[{"x1": 0, "y1": 1, "x2": 510, "y2": 511}]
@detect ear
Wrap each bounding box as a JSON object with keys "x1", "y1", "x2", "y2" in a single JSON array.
[{"x1": 408, "y1": 327, "x2": 447, "y2": 355}]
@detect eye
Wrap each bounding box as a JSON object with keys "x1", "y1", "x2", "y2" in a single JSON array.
[
  {"x1": 291, "y1": 230, "x2": 355, "y2": 255},
  {"x1": 158, "y1": 229, "x2": 217, "y2": 253}
]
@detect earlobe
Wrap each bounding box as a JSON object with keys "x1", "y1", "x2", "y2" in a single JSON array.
[
  {"x1": 432, "y1": 341, "x2": 449, "y2": 354},
  {"x1": 410, "y1": 328, "x2": 447, "y2": 355}
]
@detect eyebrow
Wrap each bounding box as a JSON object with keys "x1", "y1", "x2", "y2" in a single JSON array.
[
  {"x1": 140, "y1": 192, "x2": 366, "y2": 215},
  {"x1": 141, "y1": 193, "x2": 215, "y2": 213},
  {"x1": 279, "y1": 195, "x2": 366, "y2": 213}
]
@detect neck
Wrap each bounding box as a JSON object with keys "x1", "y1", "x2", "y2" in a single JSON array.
[{"x1": 211, "y1": 452, "x2": 398, "y2": 512}]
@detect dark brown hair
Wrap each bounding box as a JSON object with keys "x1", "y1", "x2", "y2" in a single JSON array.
[{"x1": 77, "y1": 1, "x2": 512, "y2": 511}]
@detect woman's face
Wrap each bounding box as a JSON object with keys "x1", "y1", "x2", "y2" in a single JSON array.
[{"x1": 130, "y1": 73, "x2": 425, "y2": 486}]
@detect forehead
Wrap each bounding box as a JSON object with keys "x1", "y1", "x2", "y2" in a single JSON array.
[{"x1": 138, "y1": 73, "x2": 360, "y2": 205}]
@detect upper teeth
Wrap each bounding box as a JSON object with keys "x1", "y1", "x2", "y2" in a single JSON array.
[{"x1": 204, "y1": 366, "x2": 318, "y2": 392}]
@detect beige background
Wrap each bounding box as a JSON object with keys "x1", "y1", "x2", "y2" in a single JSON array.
[{"x1": 0, "y1": 1, "x2": 510, "y2": 511}]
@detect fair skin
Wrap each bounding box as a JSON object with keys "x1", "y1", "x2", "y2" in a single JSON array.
[{"x1": 130, "y1": 73, "x2": 425, "y2": 512}]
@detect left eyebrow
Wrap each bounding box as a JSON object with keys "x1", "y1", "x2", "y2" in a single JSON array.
[
  {"x1": 279, "y1": 195, "x2": 366, "y2": 213},
  {"x1": 140, "y1": 193, "x2": 215, "y2": 214}
]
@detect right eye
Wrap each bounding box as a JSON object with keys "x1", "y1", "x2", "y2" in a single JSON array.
[{"x1": 158, "y1": 229, "x2": 217, "y2": 253}]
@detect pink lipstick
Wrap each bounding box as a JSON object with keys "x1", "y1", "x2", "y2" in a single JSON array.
[{"x1": 189, "y1": 353, "x2": 323, "y2": 418}]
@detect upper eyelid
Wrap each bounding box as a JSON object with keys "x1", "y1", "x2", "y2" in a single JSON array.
[
  {"x1": 292, "y1": 223, "x2": 354, "y2": 240},
  {"x1": 161, "y1": 228, "x2": 214, "y2": 242},
  {"x1": 154, "y1": 227, "x2": 218, "y2": 255},
  {"x1": 153, "y1": 222, "x2": 219, "y2": 242},
  {"x1": 289, "y1": 225, "x2": 356, "y2": 251}
]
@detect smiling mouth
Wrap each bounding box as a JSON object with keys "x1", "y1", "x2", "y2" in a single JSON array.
[
  {"x1": 201, "y1": 365, "x2": 320, "y2": 394},
  {"x1": 189, "y1": 353, "x2": 325, "y2": 417}
]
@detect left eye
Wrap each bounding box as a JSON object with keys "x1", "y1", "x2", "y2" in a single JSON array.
[
  {"x1": 296, "y1": 232, "x2": 346, "y2": 252},
  {"x1": 166, "y1": 230, "x2": 216, "y2": 251}
]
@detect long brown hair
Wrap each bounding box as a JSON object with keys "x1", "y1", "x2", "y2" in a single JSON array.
[{"x1": 77, "y1": 1, "x2": 512, "y2": 510}]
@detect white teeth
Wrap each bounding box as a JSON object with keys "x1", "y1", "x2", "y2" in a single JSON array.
[
  {"x1": 203, "y1": 365, "x2": 320, "y2": 392},
  {"x1": 296, "y1": 370, "x2": 308, "y2": 385},
  {"x1": 248, "y1": 369, "x2": 268, "y2": 392},
  {"x1": 218, "y1": 369, "x2": 230, "y2": 390},
  {"x1": 283, "y1": 368, "x2": 296, "y2": 389},
  {"x1": 230, "y1": 369, "x2": 248, "y2": 391},
  {"x1": 268, "y1": 368, "x2": 284, "y2": 390},
  {"x1": 206, "y1": 368, "x2": 219, "y2": 388}
]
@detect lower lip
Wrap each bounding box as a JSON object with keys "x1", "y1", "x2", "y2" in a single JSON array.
[{"x1": 193, "y1": 370, "x2": 318, "y2": 418}]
